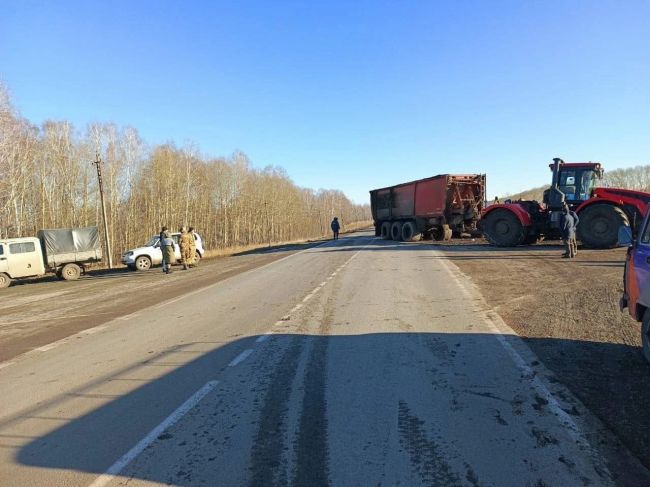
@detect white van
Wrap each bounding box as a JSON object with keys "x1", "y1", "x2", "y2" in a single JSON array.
[
  {"x1": 0, "y1": 238, "x2": 45, "y2": 287},
  {"x1": 121, "y1": 233, "x2": 205, "y2": 271}
]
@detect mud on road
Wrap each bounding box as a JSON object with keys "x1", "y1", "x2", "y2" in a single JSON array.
[{"x1": 437, "y1": 239, "x2": 650, "y2": 473}]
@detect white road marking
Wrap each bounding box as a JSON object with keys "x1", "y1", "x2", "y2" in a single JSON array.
[
  {"x1": 0, "y1": 361, "x2": 15, "y2": 370},
  {"x1": 89, "y1": 380, "x2": 219, "y2": 487},
  {"x1": 436, "y1": 253, "x2": 604, "y2": 458},
  {"x1": 80, "y1": 325, "x2": 108, "y2": 335},
  {"x1": 228, "y1": 349, "x2": 254, "y2": 367},
  {"x1": 255, "y1": 334, "x2": 271, "y2": 343},
  {"x1": 34, "y1": 341, "x2": 65, "y2": 352}
]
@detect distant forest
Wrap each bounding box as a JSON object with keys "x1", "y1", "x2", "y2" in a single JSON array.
[
  {"x1": 504, "y1": 164, "x2": 650, "y2": 202},
  {"x1": 0, "y1": 84, "x2": 371, "y2": 260}
]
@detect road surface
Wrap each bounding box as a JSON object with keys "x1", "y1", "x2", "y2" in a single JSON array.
[{"x1": 0, "y1": 231, "x2": 646, "y2": 486}]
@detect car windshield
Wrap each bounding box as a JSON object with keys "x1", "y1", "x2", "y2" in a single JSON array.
[{"x1": 145, "y1": 236, "x2": 160, "y2": 247}]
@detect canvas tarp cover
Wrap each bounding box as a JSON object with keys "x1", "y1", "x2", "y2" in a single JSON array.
[{"x1": 37, "y1": 227, "x2": 101, "y2": 256}]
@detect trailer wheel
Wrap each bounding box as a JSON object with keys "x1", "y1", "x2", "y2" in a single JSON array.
[
  {"x1": 482, "y1": 209, "x2": 525, "y2": 246},
  {"x1": 380, "y1": 222, "x2": 391, "y2": 239},
  {"x1": 135, "y1": 255, "x2": 152, "y2": 271},
  {"x1": 0, "y1": 272, "x2": 11, "y2": 288},
  {"x1": 578, "y1": 204, "x2": 629, "y2": 249},
  {"x1": 432, "y1": 224, "x2": 452, "y2": 241},
  {"x1": 61, "y1": 263, "x2": 81, "y2": 281},
  {"x1": 401, "y1": 221, "x2": 420, "y2": 242},
  {"x1": 390, "y1": 221, "x2": 403, "y2": 241},
  {"x1": 642, "y1": 309, "x2": 650, "y2": 363}
]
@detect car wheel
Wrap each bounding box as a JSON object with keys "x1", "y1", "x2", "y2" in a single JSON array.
[
  {"x1": 61, "y1": 263, "x2": 81, "y2": 281},
  {"x1": 0, "y1": 272, "x2": 11, "y2": 288},
  {"x1": 193, "y1": 253, "x2": 201, "y2": 266},
  {"x1": 135, "y1": 255, "x2": 152, "y2": 271}
]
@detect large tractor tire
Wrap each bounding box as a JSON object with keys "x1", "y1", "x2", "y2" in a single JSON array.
[
  {"x1": 578, "y1": 204, "x2": 629, "y2": 249},
  {"x1": 380, "y1": 222, "x2": 391, "y2": 239},
  {"x1": 482, "y1": 209, "x2": 526, "y2": 247},
  {"x1": 401, "y1": 221, "x2": 420, "y2": 242},
  {"x1": 390, "y1": 221, "x2": 403, "y2": 241}
]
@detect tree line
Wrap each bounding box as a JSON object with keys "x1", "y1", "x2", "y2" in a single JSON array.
[
  {"x1": 0, "y1": 84, "x2": 371, "y2": 261},
  {"x1": 503, "y1": 164, "x2": 650, "y2": 202}
]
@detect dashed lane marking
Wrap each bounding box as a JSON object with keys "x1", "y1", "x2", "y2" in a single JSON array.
[
  {"x1": 228, "y1": 349, "x2": 254, "y2": 367},
  {"x1": 89, "y1": 380, "x2": 219, "y2": 487}
]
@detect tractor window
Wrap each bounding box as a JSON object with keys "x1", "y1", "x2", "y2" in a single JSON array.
[
  {"x1": 579, "y1": 171, "x2": 596, "y2": 200},
  {"x1": 559, "y1": 171, "x2": 577, "y2": 200},
  {"x1": 0, "y1": 244, "x2": 3, "y2": 255}
]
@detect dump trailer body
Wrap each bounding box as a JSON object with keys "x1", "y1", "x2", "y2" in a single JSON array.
[{"x1": 370, "y1": 174, "x2": 486, "y2": 241}]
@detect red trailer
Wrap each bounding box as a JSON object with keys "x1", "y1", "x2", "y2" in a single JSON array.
[{"x1": 369, "y1": 174, "x2": 486, "y2": 241}]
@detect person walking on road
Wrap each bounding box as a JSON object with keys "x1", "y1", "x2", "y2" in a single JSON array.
[
  {"x1": 560, "y1": 206, "x2": 576, "y2": 258},
  {"x1": 189, "y1": 227, "x2": 201, "y2": 266},
  {"x1": 179, "y1": 226, "x2": 194, "y2": 270},
  {"x1": 160, "y1": 226, "x2": 176, "y2": 274},
  {"x1": 331, "y1": 217, "x2": 340, "y2": 240}
]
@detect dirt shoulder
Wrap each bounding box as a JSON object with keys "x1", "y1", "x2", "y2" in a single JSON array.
[
  {"x1": 438, "y1": 239, "x2": 650, "y2": 474},
  {"x1": 0, "y1": 238, "x2": 332, "y2": 363}
]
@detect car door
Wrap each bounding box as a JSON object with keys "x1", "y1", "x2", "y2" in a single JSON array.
[
  {"x1": 7, "y1": 241, "x2": 40, "y2": 278},
  {"x1": 0, "y1": 243, "x2": 8, "y2": 274},
  {"x1": 626, "y1": 215, "x2": 650, "y2": 319}
]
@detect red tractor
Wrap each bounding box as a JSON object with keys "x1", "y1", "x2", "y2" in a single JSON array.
[{"x1": 481, "y1": 158, "x2": 650, "y2": 248}]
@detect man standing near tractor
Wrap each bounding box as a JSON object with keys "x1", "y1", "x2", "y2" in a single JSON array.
[{"x1": 560, "y1": 206, "x2": 577, "y2": 258}]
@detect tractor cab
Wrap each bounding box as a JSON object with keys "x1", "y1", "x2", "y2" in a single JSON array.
[{"x1": 543, "y1": 159, "x2": 604, "y2": 210}]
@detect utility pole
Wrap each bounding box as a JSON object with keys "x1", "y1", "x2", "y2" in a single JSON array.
[
  {"x1": 264, "y1": 201, "x2": 272, "y2": 248},
  {"x1": 92, "y1": 153, "x2": 113, "y2": 269}
]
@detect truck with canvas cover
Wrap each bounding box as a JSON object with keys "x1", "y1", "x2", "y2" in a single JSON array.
[
  {"x1": 369, "y1": 174, "x2": 486, "y2": 242},
  {"x1": 0, "y1": 226, "x2": 103, "y2": 288},
  {"x1": 481, "y1": 158, "x2": 650, "y2": 248}
]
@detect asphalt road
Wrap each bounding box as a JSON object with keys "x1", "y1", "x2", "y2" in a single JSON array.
[{"x1": 0, "y1": 231, "x2": 646, "y2": 486}]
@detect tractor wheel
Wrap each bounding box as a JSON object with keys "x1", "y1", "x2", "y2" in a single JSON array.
[
  {"x1": 482, "y1": 209, "x2": 526, "y2": 247},
  {"x1": 380, "y1": 222, "x2": 391, "y2": 239},
  {"x1": 642, "y1": 309, "x2": 650, "y2": 363},
  {"x1": 523, "y1": 234, "x2": 540, "y2": 245},
  {"x1": 578, "y1": 204, "x2": 629, "y2": 249},
  {"x1": 390, "y1": 221, "x2": 403, "y2": 241},
  {"x1": 401, "y1": 221, "x2": 420, "y2": 242}
]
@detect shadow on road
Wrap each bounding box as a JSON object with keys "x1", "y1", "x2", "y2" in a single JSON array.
[{"x1": 8, "y1": 332, "x2": 650, "y2": 485}]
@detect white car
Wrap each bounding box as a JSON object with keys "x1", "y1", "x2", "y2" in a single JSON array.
[{"x1": 121, "y1": 233, "x2": 205, "y2": 271}]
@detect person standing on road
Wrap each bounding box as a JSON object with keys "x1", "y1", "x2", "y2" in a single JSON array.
[
  {"x1": 560, "y1": 206, "x2": 576, "y2": 258},
  {"x1": 160, "y1": 226, "x2": 176, "y2": 274},
  {"x1": 179, "y1": 227, "x2": 194, "y2": 270},
  {"x1": 187, "y1": 227, "x2": 201, "y2": 267},
  {"x1": 331, "y1": 217, "x2": 340, "y2": 240}
]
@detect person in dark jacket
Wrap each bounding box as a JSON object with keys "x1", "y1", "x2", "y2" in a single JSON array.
[
  {"x1": 560, "y1": 207, "x2": 576, "y2": 258},
  {"x1": 331, "y1": 217, "x2": 340, "y2": 240},
  {"x1": 160, "y1": 226, "x2": 176, "y2": 273},
  {"x1": 569, "y1": 209, "x2": 580, "y2": 257}
]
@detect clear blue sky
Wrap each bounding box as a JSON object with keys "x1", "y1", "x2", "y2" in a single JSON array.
[{"x1": 2, "y1": 1, "x2": 649, "y2": 203}]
